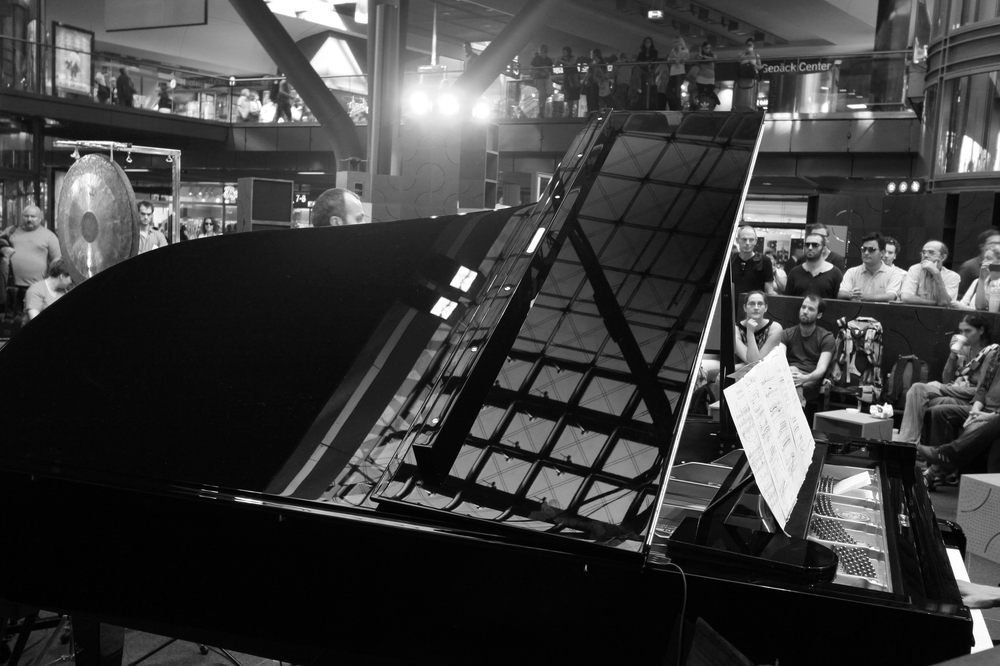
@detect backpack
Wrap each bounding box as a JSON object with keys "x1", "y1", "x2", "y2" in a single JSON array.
[
  {"x1": 829, "y1": 316, "x2": 884, "y2": 399},
  {"x1": 887, "y1": 354, "x2": 929, "y2": 408}
]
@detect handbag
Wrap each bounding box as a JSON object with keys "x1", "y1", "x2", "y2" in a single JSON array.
[{"x1": 738, "y1": 61, "x2": 759, "y2": 80}]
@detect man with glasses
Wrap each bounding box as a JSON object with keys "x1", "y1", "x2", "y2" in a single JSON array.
[
  {"x1": 901, "y1": 240, "x2": 960, "y2": 306},
  {"x1": 958, "y1": 227, "x2": 1000, "y2": 294},
  {"x1": 838, "y1": 232, "x2": 902, "y2": 302},
  {"x1": 796, "y1": 223, "x2": 846, "y2": 273},
  {"x1": 137, "y1": 200, "x2": 167, "y2": 254},
  {"x1": 731, "y1": 225, "x2": 775, "y2": 299},
  {"x1": 784, "y1": 232, "x2": 843, "y2": 299}
]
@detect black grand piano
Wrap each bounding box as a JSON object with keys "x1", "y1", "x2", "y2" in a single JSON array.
[{"x1": 0, "y1": 111, "x2": 976, "y2": 665}]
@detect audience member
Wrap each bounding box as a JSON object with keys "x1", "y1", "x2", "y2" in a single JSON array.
[
  {"x1": 24, "y1": 258, "x2": 72, "y2": 320},
  {"x1": 464, "y1": 41, "x2": 478, "y2": 69},
  {"x1": 559, "y1": 47, "x2": 581, "y2": 118},
  {"x1": 901, "y1": 241, "x2": 960, "y2": 306},
  {"x1": 882, "y1": 235, "x2": 908, "y2": 282},
  {"x1": 530, "y1": 44, "x2": 553, "y2": 118},
  {"x1": 956, "y1": 245, "x2": 1000, "y2": 310},
  {"x1": 612, "y1": 52, "x2": 635, "y2": 109},
  {"x1": 198, "y1": 218, "x2": 219, "y2": 238},
  {"x1": 95, "y1": 65, "x2": 110, "y2": 104},
  {"x1": 237, "y1": 89, "x2": 261, "y2": 123},
  {"x1": 749, "y1": 294, "x2": 834, "y2": 406},
  {"x1": 733, "y1": 38, "x2": 761, "y2": 112},
  {"x1": 137, "y1": 200, "x2": 167, "y2": 253},
  {"x1": 796, "y1": 224, "x2": 846, "y2": 273},
  {"x1": 693, "y1": 42, "x2": 719, "y2": 110},
  {"x1": 699, "y1": 290, "x2": 782, "y2": 391},
  {"x1": 784, "y1": 232, "x2": 843, "y2": 299},
  {"x1": 920, "y1": 349, "x2": 1000, "y2": 483},
  {"x1": 731, "y1": 225, "x2": 775, "y2": 297},
  {"x1": 635, "y1": 37, "x2": 658, "y2": 110},
  {"x1": 837, "y1": 232, "x2": 902, "y2": 302},
  {"x1": 311, "y1": 188, "x2": 367, "y2": 227},
  {"x1": 584, "y1": 49, "x2": 611, "y2": 111},
  {"x1": 115, "y1": 67, "x2": 134, "y2": 107},
  {"x1": 765, "y1": 248, "x2": 787, "y2": 293},
  {"x1": 894, "y1": 314, "x2": 996, "y2": 444},
  {"x1": 664, "y1": 37, "x2": 689, "y2": 111},
  {"x1": 959, "y1": 227, "x2": 1000, "y2": 294}
]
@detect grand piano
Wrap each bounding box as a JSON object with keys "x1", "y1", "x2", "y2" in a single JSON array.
[{"x1": 0, "y1": 111, "x2": 975, "y2": 665}]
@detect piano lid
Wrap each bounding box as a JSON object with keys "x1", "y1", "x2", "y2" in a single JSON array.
[{"x1": 0, "y1": 110, "x2": 764, "y2": 554}]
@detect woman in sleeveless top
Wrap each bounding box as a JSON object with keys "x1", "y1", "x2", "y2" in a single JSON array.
[{"x1": 735, "y1": 290, "x2": 782, "y2": 366}]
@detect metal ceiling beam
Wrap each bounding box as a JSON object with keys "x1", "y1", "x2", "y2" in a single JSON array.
[
  {"x1": 454, "y1": 0, "x2": 567, "y2": 100},
  {"x1": 228, "y1": 0, "x2": 364, "y2": 162}
]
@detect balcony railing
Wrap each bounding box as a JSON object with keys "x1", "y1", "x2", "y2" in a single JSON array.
[{"x1": 0, "y1": 34, "x2": 916, "y2": 127}]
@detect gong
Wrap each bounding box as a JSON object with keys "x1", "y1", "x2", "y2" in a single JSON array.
[{"x1": 57, "y1": 153, "x2": 139, "y2": 284}]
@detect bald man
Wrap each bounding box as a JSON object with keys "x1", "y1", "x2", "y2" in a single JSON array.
[
  {"x1": 8, "y1": 205, "x2": 61, "y2": 288},
  {"x1": 901, "y1": 240, "x2": 960, "y2": 306},
  {"x1": 310, "y1": 188, "x2": 366, "y2": 227}
]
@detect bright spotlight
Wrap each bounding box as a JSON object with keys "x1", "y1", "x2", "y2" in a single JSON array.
[
  {"x1": 910, "y1": 180, "x2": 921, "y2": 193},
  {"x1": 898, "y1": 181, "x2": 909, "y2": 193},
  {"x1": 472, "y1": 102, "x2": 490, "y2": 119},
  {"x1": 438, "y1": 92, "x2": 460, "y2": 116},
  {"x1": 885, "y1": 181, "x2": 897, "y2": 195},
  {"x1": 410, "y1": 91, "x2": 433, "y2": 115}
]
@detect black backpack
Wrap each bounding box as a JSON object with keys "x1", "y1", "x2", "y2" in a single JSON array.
[{"x1": 886, "y1": 355, "x2": 929, "y2": 408}]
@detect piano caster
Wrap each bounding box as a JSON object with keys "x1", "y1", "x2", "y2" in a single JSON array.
[{"x1": 199, "y1": 646, "x2": 208, "y2": 656}]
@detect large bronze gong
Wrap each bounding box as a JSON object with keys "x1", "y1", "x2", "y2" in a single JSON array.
[{"x1": 57, "y1": 153, "x2": 139, "y2": 284}]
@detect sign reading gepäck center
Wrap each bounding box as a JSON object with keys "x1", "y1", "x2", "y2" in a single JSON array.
[{"x1": 760, "y1": 60, "x2": 834, "y2": 75}]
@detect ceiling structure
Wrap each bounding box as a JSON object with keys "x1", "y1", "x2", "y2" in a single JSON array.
[{"x1": 48, "y1": 0, "x2": 880, "y2": 78}]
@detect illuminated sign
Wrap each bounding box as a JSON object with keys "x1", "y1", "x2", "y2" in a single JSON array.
[
  {"x1": 293, "y1": 193, "x2": 309, "y2": 208},
  {"x1": 760, "y1": 60, "x2": 834, "y2": 75}
]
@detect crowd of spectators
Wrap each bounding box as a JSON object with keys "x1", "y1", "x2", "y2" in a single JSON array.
[{"x1": 520, "y1": 35, "x2": 762, "y2": 118}]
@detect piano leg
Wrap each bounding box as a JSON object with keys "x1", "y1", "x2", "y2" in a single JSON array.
[{"x1": 71, "y1": 618, "x2": 123, "y2": 666}]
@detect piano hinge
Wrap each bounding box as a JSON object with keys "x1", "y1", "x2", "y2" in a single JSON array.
[{"x1": 898, "y1": 514, "x2": 909, "y2": 528}]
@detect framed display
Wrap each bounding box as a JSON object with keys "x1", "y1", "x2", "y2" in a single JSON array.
[{"x1": 52, "y1": 23, "x2": 93, "y2": 96}]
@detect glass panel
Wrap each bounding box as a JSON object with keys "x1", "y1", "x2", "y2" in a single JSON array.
[{"x1": 938, "y1": 71, "x2": 1000, "y2": 174}]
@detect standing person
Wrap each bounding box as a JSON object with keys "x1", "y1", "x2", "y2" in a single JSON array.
[
  {"x1": 837, "y1": 232, "x2": 903, "y2": 302},
  {"x1": 665, "y1": 36, "x2": 689, "y2": 111},
  {"x1": 693, "y1": 42, "x2": 719, "y2": 110},
  {"x1": 156, "y1": 83, "x2": 172, "y2": 113},
  {"x1": 784, "y1": 232, "x2": 843, "y2": 299},
  {"x1": 311, "y1": 188, "x2": 367, "y2": 227},
  {"x1": 731, "y1": 225, "x2": 775, "y2": 297},
  {"x1": 530, "y1": 44, "x2": 553, "y2": 118},
  {"x1": 584, "y1": 49, "x2": 610, "y2": 113},
  {"x1": 882, "y1": 235, "x2": 908, "y2": 284},
  {"x1": 559, "y1": 47, "x2": 581, "y2": 118},
  {"x1": 612, "y1": 52, "x2": 634, "y2": 110},
  {"x1": 137, "y1": 200, "x2": 167, "y2": 253},
  {"x1": 734, "y1": 38, "x2": 762, "y2": 112},
  {"x1": 464, "y1": 41, "x2": 478, "y2": 69},
  {"x1": 270, "y1": 72, "x2": 292, "y2": 123},
  {"x1": 7, "y1": 205, "x2": 61, "y2": 290},
  {"x1": 24, "y1": 259, "x2": 72, "y2": 320},
  {"x1": 900, "y1": 240, "x2": 961, "y2": 306},
  {"x1": 198, "y1": 218, "x2": 218, "y2": 238},
  {"x1": 237, "y1": 89, "x2": 261, "y2": 123},
  {"x1": 95, "y1": 65, "x2": 110, "y2": 104},
  {"x1": 115, "y1": 67, "x2": 134, "y2": 108},
  {"x1": 635, "y1": 37, "x2": 658, "y2": 110},
  {"x1": 795, "y1": 223, "x2": 846, "y2": 273}
]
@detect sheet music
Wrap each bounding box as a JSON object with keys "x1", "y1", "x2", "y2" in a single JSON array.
[{"x1": 722, "y1": 347, "x2": 816, "y2": 529}]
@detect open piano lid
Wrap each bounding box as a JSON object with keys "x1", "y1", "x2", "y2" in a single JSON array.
[{"x1": 0, "y1": 111, "x2": 765, "y2": 552}]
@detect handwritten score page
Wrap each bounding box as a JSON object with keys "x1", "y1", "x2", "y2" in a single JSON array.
[{"x1": 722, "y1": 347, "x2": 815, "y2": 529}]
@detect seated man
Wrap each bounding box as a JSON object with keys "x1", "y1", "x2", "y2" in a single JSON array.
[
  {"x1": 838, "y1": 232, "x2": 903, "y2": 302},
  {"x1": 919, "y1": 352, "x2": 1000, "y2": 484},
  {"x1": 901, "y1": 241, "x2": 960, "y2": 306},
  {"x1": 748, "y1": 294, "x2": 834, "y2": 406}
]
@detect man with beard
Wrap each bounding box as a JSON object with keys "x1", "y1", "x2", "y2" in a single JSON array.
[
  {"x1": 784, "y1": 231, "x2": 843, "y2": 299},
  {"x1": 748, "y1": 294, "x2": 835, "y2": 406},
  {"x1": 901, "y1": 240, "x2": 960, "y2": 306}
]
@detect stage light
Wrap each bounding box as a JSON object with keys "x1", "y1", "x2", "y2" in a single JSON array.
[
  {"x1": 409, "y1": 91, "x2": 432, "y2": 115},
  {"x1": 885, "y1": 181, "x2": 897, "y2": 195},
  {"x1": 910, "y1": 180, "x2": 921, "y2": 193},
  {"x1": 471, "y1": 101, "x2": 490, "y2": 119},
  {"x1": 438, "y1": 92, "x2": 460, "y2": 116},
  {"x1": 898, "y1": 180, "x2": 909, "y2": 193}
]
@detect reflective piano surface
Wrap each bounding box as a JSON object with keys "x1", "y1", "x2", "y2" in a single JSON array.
[{"x1": 0, "y1": 111, "x2": 973, "y2": 666}]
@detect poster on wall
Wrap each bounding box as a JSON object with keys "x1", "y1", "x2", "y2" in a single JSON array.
[{"x1": 53, "y1": 23, "x2": 93, "y2": 96}]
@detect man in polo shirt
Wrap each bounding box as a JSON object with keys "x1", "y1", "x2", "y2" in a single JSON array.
[
  {"x1": 882, "y1": 235, "x2": 908, "y2": 284},
  {"x1": 784, "y1": 232, "x2": 843, "y2": 299},
  {"x1": 137, "y1": 200, "x2": 167, "y2": 253},
  {"x1": 901, "y1": 240, "x2": 961, "y2": 306},
  {"x1": 731, "y1": 224, "x2": 775, "y2": 299},
  {"x1": 838, "y1": 232, "x2": 902, "y2": 302}
]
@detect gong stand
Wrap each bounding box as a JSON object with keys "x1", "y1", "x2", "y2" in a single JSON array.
[{"x1": 53, "y1": 141, "x2": 182, "y2": 245}]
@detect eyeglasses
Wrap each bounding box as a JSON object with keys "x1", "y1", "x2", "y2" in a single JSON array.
[
  {"x1": 861, "y1": 246, "x2": 880, "y2": 253},
  {"x1": 921, "y1": 249, "x2": 941, "y2": 257},
  {"x1": 804, "y1": 242, "x2": 822, "y2": 248}
]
